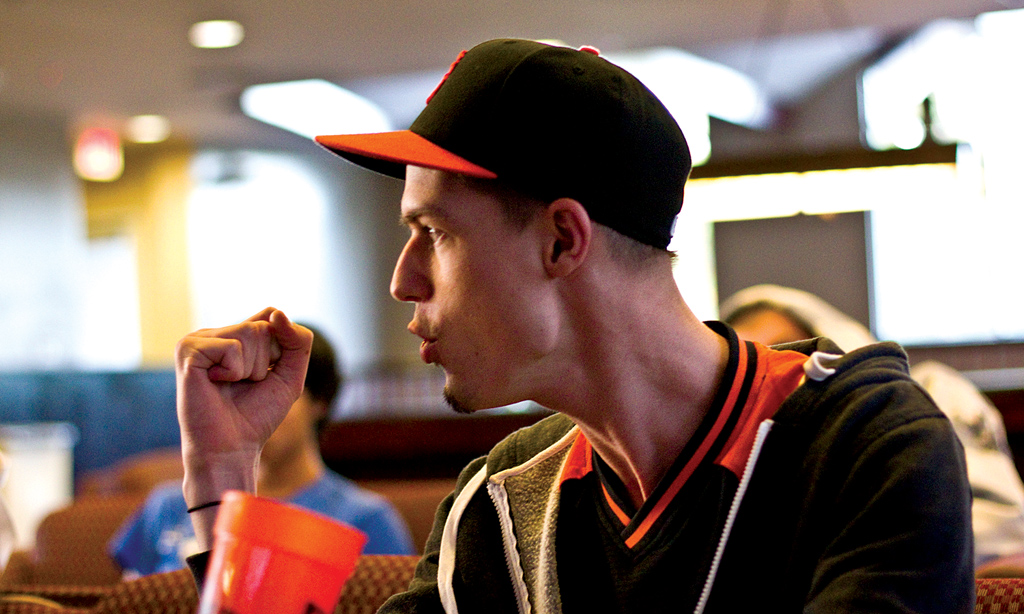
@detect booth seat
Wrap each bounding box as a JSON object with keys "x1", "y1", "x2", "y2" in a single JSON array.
[
  {"x1": 1, "y1": 562, "x2": 1022, "y2": 613},
  {"x1": 0, "y1": 496, "x2": 146, "y2": 587},
  {"x1": 0, "y1": 554, "x2": 419, "y2": 614},
  {"x1": 976, "y1": 578, "x2": 1024, "y2": 612}
]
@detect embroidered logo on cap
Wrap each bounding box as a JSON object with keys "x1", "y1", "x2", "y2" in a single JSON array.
[{"x1": 426, "y1": 49, "x2": 468, "y2": 104}]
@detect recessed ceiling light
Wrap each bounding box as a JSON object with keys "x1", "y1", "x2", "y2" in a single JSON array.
[
  {"x1": 126, "y1": 115, "x2": 171, "y2": 143},
  {"x1": 189, "y1": 20, "x2": 244, "y2": 49}
]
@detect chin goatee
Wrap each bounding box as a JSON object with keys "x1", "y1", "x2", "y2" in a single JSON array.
[{"x1": 443, "y1": 387, "x2": 474, "y2": 415}]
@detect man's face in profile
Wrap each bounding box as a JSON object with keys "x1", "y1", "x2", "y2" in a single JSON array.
[{"x1": 391, "y1": 166, "x2": 555, "y2": 413}]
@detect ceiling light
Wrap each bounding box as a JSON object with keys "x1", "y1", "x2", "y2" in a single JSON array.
[
  {"x1": 126, "y1": 115, "x2": 171, "y2": 143},
  {"x1": 189, "y1": 20, "x2": 244, "y2": 49},
  {"x1": 240, "y1": 79, "x2": 392, "y2": 139},
  {"x1": 73, "y1": 128, "x2": 124, "y2": 182}
]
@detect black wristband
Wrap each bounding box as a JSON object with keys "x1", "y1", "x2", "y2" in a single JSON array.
[{"x1": 187, "y1": 500, "x2": 223, "y2": 514}]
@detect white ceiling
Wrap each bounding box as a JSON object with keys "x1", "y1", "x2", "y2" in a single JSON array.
[{"x1": 1, "y1": 0, "x2": 1019, "y2": 151}]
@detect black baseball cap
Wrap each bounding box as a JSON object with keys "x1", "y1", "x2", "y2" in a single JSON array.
[{"x1": 316, "y1": 38, "x2": 692, "y2": 249}]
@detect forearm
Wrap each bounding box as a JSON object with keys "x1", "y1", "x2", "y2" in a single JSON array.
[
  {"x1": 182, "y1": 446, "x2": 259, "y2": 550},
  {"x1": 174, "y1": 310, "x2": 312, "y2": 550},
  {"x1": 179, "y1": 451, "x2": 258, "y2": 594}
]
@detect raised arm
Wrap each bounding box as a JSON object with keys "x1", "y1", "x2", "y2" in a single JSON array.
[{"x1": 175, "y1": 307, "x2": 313, "y2": 549}]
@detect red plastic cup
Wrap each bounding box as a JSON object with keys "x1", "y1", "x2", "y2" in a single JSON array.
[{"x1": 198, "y1": 490, "x2": 367, "y2": 614}]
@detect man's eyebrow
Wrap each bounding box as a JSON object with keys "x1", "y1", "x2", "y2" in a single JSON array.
[{"x1": 399, "y1": 204, "x2": 450, "y2": 227}]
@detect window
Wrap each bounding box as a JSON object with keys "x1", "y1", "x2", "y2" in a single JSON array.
[
  {"x1": 187, "y1": 151, "x2": 331, "y2": 328},
  {"x1": 670, "y1": 160, "x2": 1022, "y2": 346}
]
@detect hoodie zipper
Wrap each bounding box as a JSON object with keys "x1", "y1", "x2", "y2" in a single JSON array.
[
  {"x1": 693, "y1": 419, "x2": 774, "y2": 614},
  {"x1": 488, "y1": 480, "x2": 532, "y2": 614}
]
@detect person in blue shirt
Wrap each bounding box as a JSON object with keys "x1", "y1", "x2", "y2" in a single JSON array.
[{"x1": 108, "y1": 324, "x2": 415, "y2": 578}]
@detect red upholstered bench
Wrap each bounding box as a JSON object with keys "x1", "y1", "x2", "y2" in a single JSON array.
[
  {"x1": 0, "y1": 554, "x2": 419, "y2": 614},
  {"x1": 977, "y1": 577, "x2": 1024, "y2": 613},
  {"x1": 3, "y1": 562, "x2": 1012, "y2": 613}
]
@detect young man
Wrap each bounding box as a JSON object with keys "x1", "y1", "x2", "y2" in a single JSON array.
[
  {"x1": 113, "y1": 326, "x2": 413, "y2": 577},
  {"x1": 177, "y1": 39, "x2": 974, "y2": 612}
]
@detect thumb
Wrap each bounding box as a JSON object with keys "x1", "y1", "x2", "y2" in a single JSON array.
[{"x1": 267, "y1": 310, "x2": 314, "y2": 395}]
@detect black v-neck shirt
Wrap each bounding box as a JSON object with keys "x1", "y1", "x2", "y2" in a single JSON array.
[{"x1": 556, "y1": 324, "x2": 807, "y2": 613}]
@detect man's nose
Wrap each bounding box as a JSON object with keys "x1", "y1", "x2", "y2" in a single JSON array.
[{"x1": 390, "y1": 238, "x2": 432, "y2": 303}]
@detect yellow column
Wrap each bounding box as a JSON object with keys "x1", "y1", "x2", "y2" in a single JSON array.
[{"x1": 84, "y1": 142, "x2": 194, "y2": 367}]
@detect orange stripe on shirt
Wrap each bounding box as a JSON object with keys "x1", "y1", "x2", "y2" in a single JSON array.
[
  {"x1": 602, "y1": 483, "x2": 632, "y2": 526},
  {"x1": 714, "y1": 343, "x2": 807, "y2": 478},
  {"x1": 623, "y1": 340, "x2": 752, "y2": 548}
]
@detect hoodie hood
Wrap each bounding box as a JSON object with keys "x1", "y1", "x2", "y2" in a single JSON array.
[{"x1": 719, "y1": 284, "x2": 877, "y2": 353}]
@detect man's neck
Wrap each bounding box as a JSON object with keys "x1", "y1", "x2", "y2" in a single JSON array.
[
  {"x1": 257, "y1": 444, "x2": 325, "y2": 500},
  {"x1": 577, "y1": 323, "x2": 728, "y2": 508},
  {"x1": 533, "y1": 270, "x2": 731, "y2": 509}
]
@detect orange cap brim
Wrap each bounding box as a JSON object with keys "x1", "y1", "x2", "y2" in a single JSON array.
[{"x1": 315, "y1": 130, "x2": 497, "y2": 179}]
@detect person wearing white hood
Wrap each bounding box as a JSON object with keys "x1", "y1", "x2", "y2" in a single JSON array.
[{"x1": 721, "y1": 284, "x2": 1024, "y2": 568}]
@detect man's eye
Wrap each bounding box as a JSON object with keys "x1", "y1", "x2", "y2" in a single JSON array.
[{"x1": 426, "y1": 227, "x2": 444, "y2": 243}]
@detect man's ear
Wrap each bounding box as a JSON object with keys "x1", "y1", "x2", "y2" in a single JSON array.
[{"x1": 543, "y1": 198, "x2": 592, "y2": 278}]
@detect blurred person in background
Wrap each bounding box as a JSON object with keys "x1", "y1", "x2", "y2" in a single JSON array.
[
  {"x1": 108, "y1": 324, "x2": 414, "y2": 578},
  {"x1": 721, "y1": 284, "x2": 1024, "y2": 567}
]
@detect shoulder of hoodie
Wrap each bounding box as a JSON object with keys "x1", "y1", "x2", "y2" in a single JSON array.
[
  {"x1": 442, "y1": 412, "x2": 576, "y2": 493},
  {"x1": 772, "y1": 336, "x2": 947, "y2": 437},
  {"x1": 473, "y1": 412, "x2": 577, "y2": 478}
]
